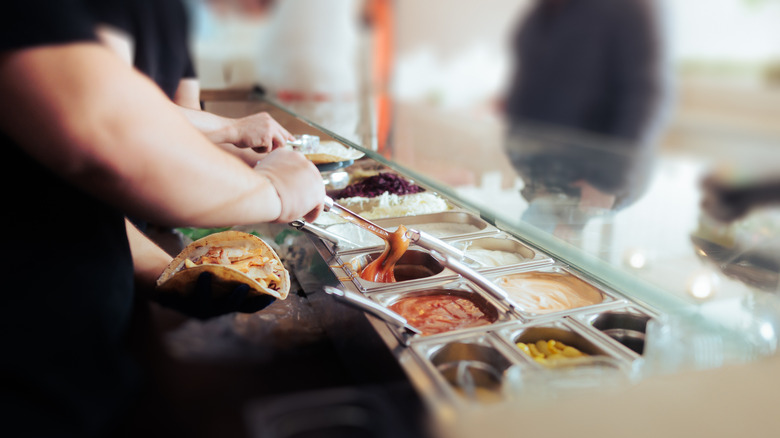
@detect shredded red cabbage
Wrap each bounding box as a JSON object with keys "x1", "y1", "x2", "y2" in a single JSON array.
[{"x1": 336, "y1": 172, "x2": 424, "y2": 199}]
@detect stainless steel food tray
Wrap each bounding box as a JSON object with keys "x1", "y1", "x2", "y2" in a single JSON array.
[
  {"x1": 318, "y1": 209, "x2": 502, "y2": 252},
  {"x1": 297, "y1": 174, "x2": 660, "y2": 413}
]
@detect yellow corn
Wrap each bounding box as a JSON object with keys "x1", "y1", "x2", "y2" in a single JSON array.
[{"x1": 516, "y1": 342, "x2": 532, "y2": 356}]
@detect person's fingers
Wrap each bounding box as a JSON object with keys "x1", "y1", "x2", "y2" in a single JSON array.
[
  {"x1": 280, "y1": 126, "x2": 295, "y2": 141},
  {"x1": 302, "y1": 202, "x2": 324, "y2": 223},
  {"x1": 271, "y1": 132, "x2": 287, "y2": 150},
  {"x1": 226, "y1": 284, "x2": 250, "y2": 310},
  {"x1": 255, "y1": 149, "x2": 325, "y2": 222}
]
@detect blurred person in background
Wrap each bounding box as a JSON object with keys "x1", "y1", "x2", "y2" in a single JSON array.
[
  {"x1": 502, "y1": 0, "x2": 671, "y2": 241},
  {"x1": 0, "y1": 1, "x2": 324, "y2": 437}
]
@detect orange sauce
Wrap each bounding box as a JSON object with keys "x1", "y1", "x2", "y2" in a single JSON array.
[{"x1": 359, "y1": 225, "x2": 410, "y2": 283}]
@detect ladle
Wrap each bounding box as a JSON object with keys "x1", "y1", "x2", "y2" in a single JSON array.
[
  {"x1": 322, "y1": 197, "x2": 518, "y2": 309},
  {"x1": 323, "y1": 197, "x2": 479, "y2": 265},
  {"x1": 289, "y1": 219, "x2": 361, "y2": 249},
  {"x1": 323, "y1": 197, "x2": 391, "y2": 242}
]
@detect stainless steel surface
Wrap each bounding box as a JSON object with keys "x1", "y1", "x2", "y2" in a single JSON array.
[
  {"x1": 307, "y1": 217, "x2": 656, "y2": 409},
  {"x1": 430, "y1": 342, "x2": 514, "y2": 401},
  {"x1": 323, "y1": 200, "x2": 518, "y2": 300},
  {"x1": 322, "y1": 210, "x2": 501, "y2": 253},
  {"x1": 446, "y1": 232, "x2": 553, "y2": 270},
  {"x1": 581, "y1": 307, "x2": 655, "y2": 356},
  {"x1": 373, "y1": 211, "x2": 497, "y2": 238},
  {"x1": 406, "y1": 229, "x2": 481, "y2": 268}
]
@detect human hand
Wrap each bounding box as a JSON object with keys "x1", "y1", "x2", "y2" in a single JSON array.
[
  {"x1": 155, "y1": 272, "x2": 276, "y2": 320},
  {"x1": 231, "y1": 112, "x2": 295, "y2": 153},
  {"x1": 254, "y1": 148, "x2": 325, "y2": 223}
]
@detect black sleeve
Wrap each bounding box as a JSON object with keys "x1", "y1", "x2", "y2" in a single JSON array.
[
  {"x1": 182, "y1": 51, "x2": 197, "y2": 79},
  {"x1": 0, "y1": 0, "x2": 97, "y2": 51},
  {"x1": 83, "y1": 0, "x2": 132, "y2": 33}
]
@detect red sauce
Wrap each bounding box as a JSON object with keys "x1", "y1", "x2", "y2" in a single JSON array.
[{"x1": 389, "y1": 293, "x2": 496, "y2": 336}]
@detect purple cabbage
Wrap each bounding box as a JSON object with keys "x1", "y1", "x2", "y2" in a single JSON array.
[{"x1": 336, "y1": 172, "x2": 424, "y2": 199}]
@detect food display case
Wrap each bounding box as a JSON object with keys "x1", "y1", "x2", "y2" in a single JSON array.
[{"x1": 189, "y1": 93, "x2": 780, "y2": 438}]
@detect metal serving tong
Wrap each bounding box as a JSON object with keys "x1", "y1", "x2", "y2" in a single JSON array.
[
  {"x1": 322, "y1": 197, "x2": 518, "y2": 310},
  {"x1": 289, "y1": 219, "x2": 361, "y2": 249},
  {"x1": 323, "y1": 286, "x2": 421, "y2": 336}
]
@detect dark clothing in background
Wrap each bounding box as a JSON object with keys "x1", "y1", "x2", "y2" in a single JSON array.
[
  {"x1": 86, "y1": 0, "x2": 197, "y2": 100},
  {"x1": 505, "y1": 0, "x2": 664, "y2": 142},
  {"x1": 504, "y1": 0, "x2": 667, "y2": 210},
  {"x1": 0, "y1": 2, "x2": 140, "y2": 437},
  {"x1": 86, "y1": 0, "x2": 196, "y2": 235}
]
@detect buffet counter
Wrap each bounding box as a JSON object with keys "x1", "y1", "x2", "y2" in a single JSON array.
[{"x1": 174, "y1": 92, "x2": 780, "y2": 438}]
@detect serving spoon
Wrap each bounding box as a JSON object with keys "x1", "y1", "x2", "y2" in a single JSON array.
[{"x1": 321, "y1": 197, "x2": 517, "y2": 308}]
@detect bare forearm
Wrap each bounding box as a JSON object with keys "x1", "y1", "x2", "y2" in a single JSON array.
[
  {"x1": 126, "y1": 219, "x2": 172, "y2": 297},
  {"x1": 178, "y1": 105, "x2": 238, "y2": 145},
  {"x1": 0, "y1": 44, "x2": 285, "y2": 227}
]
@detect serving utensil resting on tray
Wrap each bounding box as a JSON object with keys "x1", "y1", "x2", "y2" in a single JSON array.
[
  {"x1": 323, "y1": 286, "x2": 421, "y2": 337},
  {"x1": 302, "y1": 197, "x2": 518, "y2": 309}
]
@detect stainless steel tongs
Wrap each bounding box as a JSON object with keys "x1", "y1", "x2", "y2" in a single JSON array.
[
  {"x1": 321, "y1": 197, "x2": 518, "y2": 310},
  {"x1": 323, "y1": 286, "x2": 421, "y2": 336}
]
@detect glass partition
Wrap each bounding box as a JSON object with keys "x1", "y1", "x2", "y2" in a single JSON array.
[{"x1": 191, "y1": 0, "x2": 780, "y2": 369}]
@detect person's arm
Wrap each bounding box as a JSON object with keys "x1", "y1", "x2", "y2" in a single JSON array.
[
  {"x1": 173, "y1": 77, "x2": 202, "y2": 110},
  {"x1": 126, "y1": 218, "x2": 173, "y2": 296},
  {"x1": 0, "y1": 42, "x2": 323, "y2": 226},
  {"x1": 173, "y1": 78, "x2": 275, "y2": 165},
  {"x1": 179, "y1": 106, "x2": 295, "y2": 154},
  {"x1": 95, "y1": 25, "x2": 292, "y2": 161},
  {"x1": 95, "y1": 24, "x2": 134, "y2": 65}
]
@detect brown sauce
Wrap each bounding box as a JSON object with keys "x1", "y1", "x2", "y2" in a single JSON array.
[
  {"x1": 359, "y1": 225, "x2": 410, "y2": 282},
  {"x1": 389, "y1": 292, "x2": 496, "y2": 336}
]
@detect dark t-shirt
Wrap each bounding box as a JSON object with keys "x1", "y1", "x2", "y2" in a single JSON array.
[
  {"x1": 0, "y1": 1, "x2": 139, "y2": 436},
  {"x1": 504, "y1": 0, "x2": 663, "y2": 142},
  {"x1": 86, "y1": 0, "x2": 197, "y2": 100},
  {"x1": 503, "y1": 0, "x2": 664, "y2": 209}
]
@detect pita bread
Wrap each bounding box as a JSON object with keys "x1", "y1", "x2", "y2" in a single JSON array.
[
  {"x1": 305, "y1": 140, "x2": 365, "y2": 164},
  {"x1": 156, "y1": 230, "x2": 290, "y2": 300}
]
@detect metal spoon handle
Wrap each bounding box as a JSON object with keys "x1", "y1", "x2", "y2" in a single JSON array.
[
  {"x1": 289, "y1": 219, "x2": 360, "y2": 248},
  {"x1": 323, "y1": 286, "x2": 421, "y2": 335},
  {"x1": 427, "y1": 250, "x2": 517, "y2": 309},
  {"x1": 324, "y1": 197, "x2": 391, "y2": 241},
  {"x1": 405, "y1": 229, "x2": 482, "y2": 267}
]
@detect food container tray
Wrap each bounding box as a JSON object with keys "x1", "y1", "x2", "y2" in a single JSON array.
[
  {"x1": 298, "y1": 178, "x2": 661, "y2": 410},
  {"x1": 409, "y1": 333, "x2": 524, "y2": 406},
  {"x1": 368, "y1": 278, "x2": 521, "y2": 343},
  {"x1": 323, "y1": 210, "x2": 501, "y2": 252},
  {"x1": 442, "y1": 232, "x2": 553, "y2": 272},
  {"x1": 569, "y1": 305, "x2": 658, "y2": 357},
  {"x1": 339, "y1": 247, "x2": 462, "y2": 293},
  {"x1": 408, "y1": 317, "x2": 634, "y2": 406},
  {"x1": 477, "y1": 264, "x2": 623, "y2": 320},
  {"x1": 336, "y1": 239, "x2": 563, "y2": 295}
]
